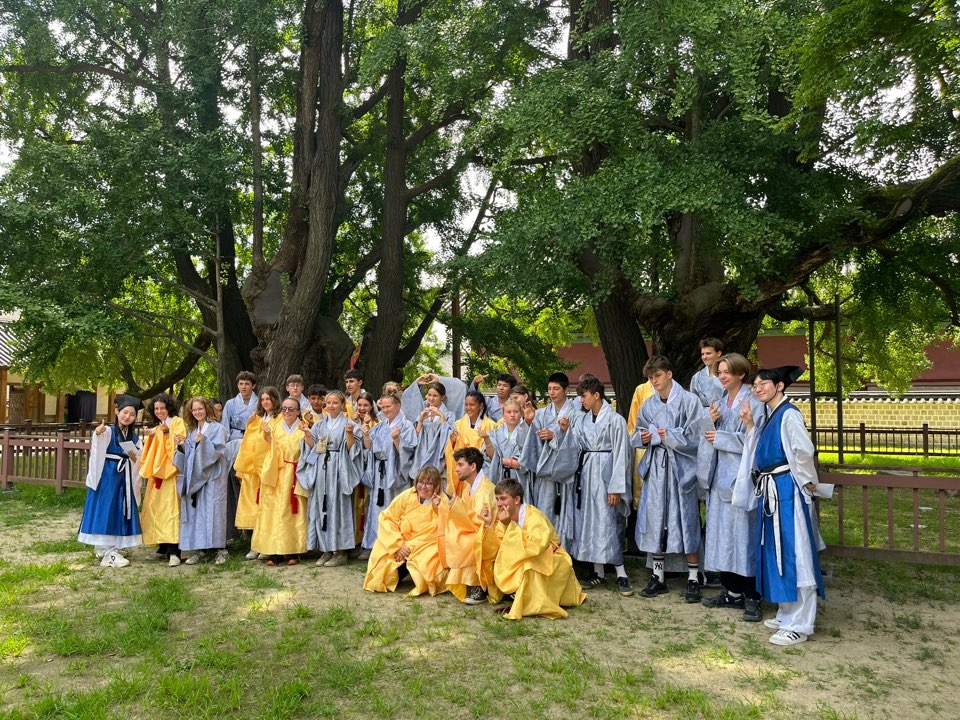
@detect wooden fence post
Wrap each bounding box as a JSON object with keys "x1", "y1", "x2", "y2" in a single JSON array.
[
  {"x1": 54, "y1": 428, "x2": 67, "y2": 494},
  {"x1": 922, "y1": 423, "x2": 929, "y2": 458},
  {"x1": 1, "y1": 429, "x2": 10, "y2": 490},
  {"x1": 859, "y1": 423, "x2": 866, "y2": 455}
]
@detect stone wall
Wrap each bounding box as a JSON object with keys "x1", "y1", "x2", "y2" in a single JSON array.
[{"x1": 791, "y1": 398, "x2": 960, "y2": 429}]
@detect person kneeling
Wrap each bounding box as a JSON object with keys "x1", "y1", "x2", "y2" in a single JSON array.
[
  {"x1": 492, "y1": 478, "x2": 586, "y2": 620},
  {"x1": 362, "y1": 466, "x2": 449, "y2": 596}
]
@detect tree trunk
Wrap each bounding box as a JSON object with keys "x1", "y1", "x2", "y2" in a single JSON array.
[{"x1": 593, "y1": 289, "x2": 650, "y2": 415}]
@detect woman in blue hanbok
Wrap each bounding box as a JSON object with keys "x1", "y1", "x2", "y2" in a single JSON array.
[{"x1": 78, "y1": 395, "x2": 144, "y2": 568}]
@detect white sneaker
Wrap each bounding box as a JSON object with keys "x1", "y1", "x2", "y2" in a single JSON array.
[
  {"x1": 215, "y1": 550, "x2": 229, "y2": 565},
  {"x1": 100, "y1": 550, "x2": 130, "y2": 568},
  {"x1": 769, "y1": 629, "x2": 807, "y2": 646},
  {"x1": 169, "y1": 555, "x2": 182, "y2": 567},
  {"x1": 763, "y1": 618, "x2": 781, "y2": 630},
  {"x1": 316, "y1": 552, "x2": 333, "y2": 567},
  {"x1": 185, "y1": 552, "x2": 207, "y2": 565},
  {"x1": 244, "y1": 550, "x2": 259, "y2": 560}
]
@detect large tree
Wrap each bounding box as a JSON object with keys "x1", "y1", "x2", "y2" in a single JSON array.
[
  {"x1": 472, "y1": 0, "x2": 960, "y2": 409},
  {"x1": 0, "y1": 0, "x2": 561, "y2": 397}
]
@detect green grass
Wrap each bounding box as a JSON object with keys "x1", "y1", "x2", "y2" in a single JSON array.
[{"x1": 818, "y1": 452, "x2": 960, "y2": 471}]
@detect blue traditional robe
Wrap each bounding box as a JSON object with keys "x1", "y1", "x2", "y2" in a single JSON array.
[{"x1": 78, "y1": 426, "x2": 143, "y2": 549}]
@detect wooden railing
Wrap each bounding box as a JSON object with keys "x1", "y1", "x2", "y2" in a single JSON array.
[
  {"x1": 814, "y1": 424, "x2": 960, "y2": 456},
  {"x1": 0, "y1": 426, "x2": 95, "y2": 493},
  {"x1": 817, "y1": 463, "x2": 960, "y2": 566}
]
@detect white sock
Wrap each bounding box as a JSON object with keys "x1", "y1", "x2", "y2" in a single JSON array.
[
  {"x1": 593, "y1": 563, "x2": 605, "y2": 577},
  {"x1": 687, "y1": 562, "x2": 699, "y2": 582},
  {"x1": 614, "y1": 564, "x2": 627, "y2": 579},
  {"x1": 653, "y1": 555, "x2": 665, "y2": 582}
]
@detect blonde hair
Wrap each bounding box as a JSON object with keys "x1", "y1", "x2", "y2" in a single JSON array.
[{"x1": 183, "y1": 396, "x2": 217, "y2": 431}]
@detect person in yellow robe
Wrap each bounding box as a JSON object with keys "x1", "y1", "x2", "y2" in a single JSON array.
[
  {"x1": 233, "y1": 387, "x2": 281, "y2": 557},
  {"x1": 441, "y1": 447, "x2": 501, "y2": 605},
  {"x1": 492, "y1": 478, "x2": 587, "y2": 620},
  {"x1": 627, "y1": 380, "x2": 654, "y2": 509},
  {"x1": 444, "y1": 392, "x2": 498, "y2": 492},
  {"x1": 250, "y1": 397, "x2": 313, "y2": 565},
  {"x1": 139, "y1": 393, "x2": 186, "y2": 567},
  {"x1": 362, "y1": 466, "x2": 448, "y2": 596}
]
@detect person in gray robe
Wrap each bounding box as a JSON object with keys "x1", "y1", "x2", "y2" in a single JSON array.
[
  {"x1": 562, "y1": 378, "x2": 634, "y2": 596},
  {"x1": 401, "y1": 373, "x2": 466, "y2": 424},
  {"x1": 518, "y1": 372, "x2": 580, "y2": 547},
  {"x1": 297, "y1": 392, "x2": 362, "y2": 567},
  {"x1": 632, "y1": 356, "x2": 703, "y2": 602},
  {"x1": 407, "y1": 381, "x2": 455, "y2": 481},
  {"x1": 689, "y1": 338, "x2": 724, "y2": 408},
  {"x1": 176, "y1": 397, "x2": 229, "y2": 565},
  {"x1": 360, "y1": 393, "x2": 418, "y2": 552},
  {"x1": 486, "y1": 400, "x2": 533, "y2": 500},
  {"x1": 696, "y1": 353, "x2": 767, "y2": 621},
  {"x1": 220, "y1": 371, "x2": 258, "y2": 540}
]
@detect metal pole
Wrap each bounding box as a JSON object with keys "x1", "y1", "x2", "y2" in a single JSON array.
[
  {"x1": 835, "y1": 294, "x2": 844, "y2": 463},
  {"x1": 808, "y1": 315, "x2": 817, "y2": 448}
]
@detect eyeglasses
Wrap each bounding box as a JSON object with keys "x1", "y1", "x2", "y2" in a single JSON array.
[
  {"x1": 416, "y1": 481, "x2": 437, "y2": 488},
  {"x1": 281, "y1": 406, "x2": 299, "y2": 412},
  {"x1": 752, "y1": 380, "x2": 774, "y2": 391}
]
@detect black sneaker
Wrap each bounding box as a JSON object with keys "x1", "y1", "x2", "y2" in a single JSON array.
[
  {"x1": 701, "y1": 590, "x2": 745, "y2": 610},
  {"x1": 582, "y1": 572, "x2": 605, "y2": 588},
  {"x1": 463, "y1": 586, "x2": 488, "y2": 605},
  {"x1": 639, "y1": 575, "x2": 668, "y2": 598},
  {"x1": 684, "y1": 579, "x2": 702, "y2": 603},
  {"x1": 617, "y1": 576, "x2": 634, "y2": 597},
  {"x1": 703, "y1": 572, "x2": 722, "y2": 589},
  {"x1": 742, "y1": 597, "x2": 763, "y2": 622}
]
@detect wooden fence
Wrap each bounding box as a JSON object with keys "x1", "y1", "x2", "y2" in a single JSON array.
[
  {"x1": 0, "y1": 426, "x2": 96, "y2": 493},
  {"x1": 814, "y1": 423, "x2": 960, "y2": 456}
]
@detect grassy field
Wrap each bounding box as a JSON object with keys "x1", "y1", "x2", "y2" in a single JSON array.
[{"x1": 2, "y1": 485, "x2": 960, "y2": 720}]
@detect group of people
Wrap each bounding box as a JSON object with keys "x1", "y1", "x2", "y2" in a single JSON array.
[{"x1": 77, "y1": 339, "x2": 825, "y2": 639}]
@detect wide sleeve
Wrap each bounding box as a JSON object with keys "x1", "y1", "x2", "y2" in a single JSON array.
[
  {"x1": 782, "y1": 410, "x2": 817, "y2": 490},
  {"x1": 85, "y1": 427, "x2": 111, "y2": 490}
]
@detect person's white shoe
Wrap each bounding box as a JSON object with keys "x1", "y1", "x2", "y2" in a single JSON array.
[
  {"x1": 168, "y1": 555, "x2": 182, "y2": 567},
  {"x1": 185, "y1": 552, "x2": 207, "y2": 565},
  {"x1": 769, "y1": 629, "x2": 807, "y2": 646},
  {"x1": 244, "y1": 550, "x2": 258, "y2": 560},
  {"x1": 100, "y1": 550, "x2": 130, "y2": 568},
  {"x1": 315, "y1": 552, "x2": 333, "y2": 567},
  {"x1": 763, "y1": 617, "x2": 781, "y2": 630},
  {"x1": 215, "y1": 549, "x2": 229, "y2": 565}
]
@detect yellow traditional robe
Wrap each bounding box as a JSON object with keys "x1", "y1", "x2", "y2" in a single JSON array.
[
  {"x1": 139, "y1": 416, "x2": 186, "y2": 545},
  {"x1": 233, "y1": 413, "x2": 278, "y2": 529},
  {"x1": 494, "y1": 504, "x2": 586, "y2": 620},
  {"x1": 362, "y1": 486, "x2": 448, "y2": 596},
  {"x1": 444, "y1": 415, "x2": 499, "y2": 494},
  {"x1": 627, "y1": 381, "x2": 654, "y2": 509},
  {"x1": 440, "y1": 474, "x2": 501, "y2": 602},
  {"x1": 250, "y1": 421, "x2": 308, "y2": 555}
]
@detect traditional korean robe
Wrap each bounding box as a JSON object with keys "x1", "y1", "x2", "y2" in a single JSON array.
[
  {"x1": 362, "y1": 486, "x2": 449, "y2": 596},
  {"x1": 441, "y1": 471, "x2": 501, "y2": 602},
  {"x1": 79, "y1": 426, "x2": 143, "y2": 549},
  {"x1": 689, "y1": 366, "x2": 723, "y2": 408},
  {"x1": 565, "y1": 401, "x2": 632, "y2": 564},
  {"x1": 251, "y1": 420, "x2": 308, "y2": 555},
  {"x1": 697, "y1": 386, "x2": 765, "y2": 576},
  {"x1": 401, "y1": 377, "x2": 466, "y2": 426},
  {"x1": 733, "y1": 400, "x2": 825, "y2": 603},
  {"x1": 626, "y1": 381, "x2": 655, "y2": 509},
  {"x1": 233, "y1": 413, "x2": 277, "y2": 530},
  {"x1": 518, "y1": 401, "x2": 580, "y2": 546},
  {"x1": 494, "y1": 504, "x2": 586, "y2": 620},
  {"x1": 139, "y1": 415, "x2": 186, "y2": 546},
  {"x1": 632, "y1": 382, "x2": 702, "y2": 556},
  {"x1": 175, "y1": 421, "x2": 228, "y2": 552},
  {"x1": 410, "y1": 403, "x2": 454, "y2": 480},
  {"x1": 444, "y1": 414, "x2": 499, "y2": 493},
  {"x1": 220, "y1": 393, "x2": 257, "y2": 467},
  {"x1": 487, "y1": 421, "x2": 533, "y2": 500},
  {"x1": 297, "y1": 413, "x2": 361, "y2": 553},
  {"x1": 361, "y1": 414, "x2": 417, "y2": 549}
]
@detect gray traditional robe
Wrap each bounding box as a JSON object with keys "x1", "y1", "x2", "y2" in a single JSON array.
[
  {"x1": 632, "y1": 381, "x2": 702, "y2": 556},
  {"x1": 401, "y1": 377, "x2": 466, "y2": 424},
  {"x1": 297, "y1": 413, "x2": 362, "y2": 553},
  {"x1": 689, "y1": 366, "x2": 723, "y2": 408},
  {"x1": 220, "y1": 392, "x2": 257, "y2": 467},
  {"x1": 566, "y1": 401, "x2": 632, "y2": 565},
  {"x1": 175, "y1": 421, "x2": 228, "y2": 552},
  {"x1": 361, "y1": 414, "x2": 418, "y2": 549},
  {"x1": 697, "y1": 385, "x2": 766, "y2": 576},
  {"x1": 518, "y1": 400, "x2": 580, "y2": 545},
  {"x1": 487, "y1": 422, "x2": 533, "y2": 500},
  {"x1": 408, "y1": 402, "x2": 454, "y2": 480}
]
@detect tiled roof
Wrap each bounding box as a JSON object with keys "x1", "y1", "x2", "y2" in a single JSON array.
[{"x1": 0, "y1": 322, "x2": 17, "y2": 368}]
